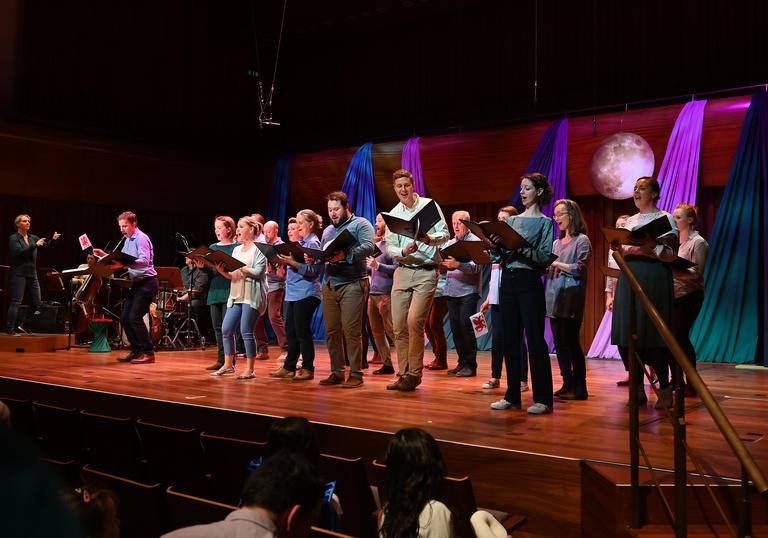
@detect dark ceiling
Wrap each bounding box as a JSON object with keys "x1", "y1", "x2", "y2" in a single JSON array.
[{"x1": 9, "y1": 0, "x2": 767, "y2": 159}]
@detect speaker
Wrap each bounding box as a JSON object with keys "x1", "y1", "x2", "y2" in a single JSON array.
[{"x1": 16, "y1": 302, "x2": 66, "y2": 333}]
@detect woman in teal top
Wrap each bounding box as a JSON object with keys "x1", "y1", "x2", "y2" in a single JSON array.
[
  {"x1": 201, "y1": 216, "x2": 240, "y2": 370},
  {"x1": 487, "y1": 173, "x2": 555, "y2": 415}
]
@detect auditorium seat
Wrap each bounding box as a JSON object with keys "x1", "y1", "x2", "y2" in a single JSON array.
[
  {"x1": 81, "y1": 463, "x2": 168, "y2": 538},
  {"x1": 80, "y1": 410, "x2": 145, "y2": 480},
  {"x1": 200, "y1": 432, "x2": 268, "y2": 505},
  {"x1": 41, "y1": 457, "x2": 80, "y2": 489},
  {"x1": 318, "y1": 453, "x2": 379, "y2": 538},
  {"x1": 371, "y1": 459, "x2": 525, "y2": 537},
  {"x1": 33, "y1": 401, "x2": 85, "y2": 462},
  {"x1": 165, "y1": 485, "x2": 237, "y2": 530},
  {"x1": 1, "y1": 397, "x2": 37, "y2": 441},
  {"x1": 308, "y1": 526, "x2": 358, "y2": 537},
  {"x1": 135, "y1": 419, "x2": 208, "y2": 495}
]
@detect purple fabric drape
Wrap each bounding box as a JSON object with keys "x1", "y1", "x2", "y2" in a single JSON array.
[
  {"x1": 658, "y1": 100, "x2": 708, "y2": 212},
  {"x1": 505, "y1": 118, "x2": 568, "y2": 353},
  {"x1": 587, "y1": 100, "x2": 707, "y2": 359},
  {"x1": 401, "y1": 137, "x2": 427, "y2": 196},
  {"x1": 509, "y1": 118, "x2": 568, "y2": 219}
]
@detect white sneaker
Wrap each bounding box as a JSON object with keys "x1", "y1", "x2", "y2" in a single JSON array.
[
  {"x1": 490, "y1": 399, "x2": 520, "y2": 410},
  {"x1": 482, "y1": 379, "x2": 500, "y2": 389},
  {"x1": 520, "y1": 381, "x2": 529, "y2": 391},
  {"x1": 526, "y1": 403, "x2": 552, "y2": 415}
]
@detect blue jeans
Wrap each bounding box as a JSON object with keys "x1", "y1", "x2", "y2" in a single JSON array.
[
  {"x1": 7, "y1": 273, "x2": 42, "y2": 331},
  {"x1": 222, "y1": 303, "x2": 261, "y2": 358}
]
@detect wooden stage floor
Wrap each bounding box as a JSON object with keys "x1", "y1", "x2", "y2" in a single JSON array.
[{"x1": 1, "y1": 341, "x2": 766, "y2": 481}]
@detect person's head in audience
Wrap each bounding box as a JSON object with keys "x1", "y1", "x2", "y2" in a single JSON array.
[
  {"x1": 241, "y1": 450, "x2": 325, "y2": 537},
  {"x1": 382, "y1": 428, "x2": 446, "y2": 537},
  {"x1": 62, "y1": 485, "x2": 120, "y2": 538},
  {"x1": 267, "y1": 416, "x2": 320, "y2": 465},
  {"x1": 0, "y1": 400, "x2": 10, "y2": 430}
]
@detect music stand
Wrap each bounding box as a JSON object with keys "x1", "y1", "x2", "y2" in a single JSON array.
[{"x1": 155, "y1": 267, "x2": 184, "y2": 349}]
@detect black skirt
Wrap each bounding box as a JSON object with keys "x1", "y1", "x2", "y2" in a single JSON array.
[{"x1": 611, "y1": 258, "x2": 674, "y2": 349}]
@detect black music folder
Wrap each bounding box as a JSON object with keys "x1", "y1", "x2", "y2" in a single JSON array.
[
  {"x1": 381, "y1": 200, "x2": 443, "y2": 239},
  {"x1": 439, "y1": 241, "x2": 491, "y2": 264},
  {"x1": 254, "y1": 241, "x2": 306, "y2": 264},
  {"x1": 459, "y1": 219, "x2": 530, "y2": 250},
  {"x1": 180, "y1": 245, "x2": 245, "y2": 272},
  {"x1": 601, "y1": 215, "x2": 673, "y2": 245},
  {"x1": 300, "y1": 229, "x2": 358, "y2": 261}
]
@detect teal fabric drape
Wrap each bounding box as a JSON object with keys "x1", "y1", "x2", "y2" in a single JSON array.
[
  {"x1": 265, "y1": 156, "x2": 291, "y2": 233},
  {"x1": 690, "y1": 92, "x2": 767, "y2": 364}
]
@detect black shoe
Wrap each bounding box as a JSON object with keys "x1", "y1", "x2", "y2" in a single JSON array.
[
  {"x1": 554, "y1": 381, "x2": 572, "y2": 396},
  {"x1": 447, "y1": 368, "x2": 459, "y2": 375},
  {"x1": 372, "y1": 365, "x2": 395, "y2": 375},
  {"x1": 456, "y1": 367, "x2": 476, "y2": 377},
  {"x1": 118, "y1": 350, "x2": 143, "y2": 363},
  {"x1": 206, "y1": 362, "x2": 224, "y2": 371}
]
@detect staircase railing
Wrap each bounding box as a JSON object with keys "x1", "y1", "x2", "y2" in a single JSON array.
[{"x1": 613, "y1": 249, "x2": 767, "y2": 537}]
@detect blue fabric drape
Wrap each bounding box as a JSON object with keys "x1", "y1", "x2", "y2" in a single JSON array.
[
  {"x1": 265, "y1": 156, "x2": 291, "y2": 233},
  {"x1": 311, "y1": 143, "x2": 378, "y2": 339},
  {"x1": 690, "y1": 92, "x2": 767, "y2": 364},
  {"x1": 341, "y1": 142, "x2": 377, "y2": 224}
]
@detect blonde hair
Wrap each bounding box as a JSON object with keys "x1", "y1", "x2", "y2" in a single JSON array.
[
  {"x1": 239, "y1": 216, "x2": 262, "y2": 237},
  {"x1": 14, "y1": 214, "x2": 30, "y2": 228},
  {"x1": 675, "y1": 203, "x2": 698, "y2": 226}
]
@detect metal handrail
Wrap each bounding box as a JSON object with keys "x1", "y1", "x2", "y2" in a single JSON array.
[{"x1": 613, "y1": 249, "x2": 768, "y2": 496}]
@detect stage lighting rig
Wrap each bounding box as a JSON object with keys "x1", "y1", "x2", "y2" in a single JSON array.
[{"x1": 251, "y1": 0, "x2": 287, "y2": 129}]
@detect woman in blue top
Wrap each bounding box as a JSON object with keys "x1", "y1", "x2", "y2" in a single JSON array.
[
  {"x1": 546, "y1": 199, "x2": 592, "y2": 401},
  {"x1": 269, "y1": 209, "x2": 324, "y2": 381},
  {"x1": 487, "y1": 173, "x2": 555, "y2": 415}
]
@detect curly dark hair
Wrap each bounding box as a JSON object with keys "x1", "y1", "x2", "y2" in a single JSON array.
[
  {"x1": 521, "y1": 173, "x2": 554, "y2": 207},
  {"x1": 380, "y1": 428, "x2": 446, "y2": 537}
]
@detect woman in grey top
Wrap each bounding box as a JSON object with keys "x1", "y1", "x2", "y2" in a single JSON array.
[
  {"x1": 546, "y1": 199, "x2": 592, "y2": 400},
  {"x1": 671, "y1": 203, "x2": 708, "y2": 397}
]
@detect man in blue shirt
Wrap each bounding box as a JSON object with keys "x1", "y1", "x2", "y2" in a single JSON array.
[
  {"x1": 315, "y1": 192, "x2": 375, "y2": 388},
  {"x1": 441, "y1": 211, "x2": 483, "y2": 377},
  {"x1": 94, "y1": 211, "x2": 158, "y2": 364}
]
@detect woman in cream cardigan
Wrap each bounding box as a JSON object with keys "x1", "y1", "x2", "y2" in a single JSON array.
[{"x1": 212, "y1": 216, "x2": 268, "y2": 379}]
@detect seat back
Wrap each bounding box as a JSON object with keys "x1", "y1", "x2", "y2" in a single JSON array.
[
  {"x1": 136, "y1": 419, "x2": 206, "y2": 495},
  {"x1": 41, "y1": 457, "x2": 81, "y2": 489},
  {"x1": 33, "y1": 401, "x2": 84, "y2": 462},
  {"x1": 200, "y1": 432, "x2": 268, "y2": 505},
  {"x1": 319, "y1": 453, "x2": 378, "y2": 538},
  {"x1": 81, "y1": 410, "x2": 144, "y2": 480},
  {"x1": 1, "y1": 397, "x2": 37, "y2": 441},
  {"x1": 82, "y1": 463, "x2": 168, "y2": 538},
  {"x1": 165, "y1": 485, "x2": 237, "y2": 530}
]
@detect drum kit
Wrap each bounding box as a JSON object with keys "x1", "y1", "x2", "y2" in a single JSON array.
[{"x1": 55, "y1": 263, "x2": 205, "y2": 351}]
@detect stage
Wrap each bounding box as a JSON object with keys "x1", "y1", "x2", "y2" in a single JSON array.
[{"x1": 1, "y1": 341, "x2": 767, "y2": 536}]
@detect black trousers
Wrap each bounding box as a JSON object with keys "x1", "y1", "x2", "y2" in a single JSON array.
[
  {"x1": 284, "y1": 296, "x2": 321, "y2": 372},
  {"x1": 447, "y1": 293, "x2": 479, "y2": 371},
  {"x1": 121, "y1": 277, "x2": 158, "y2": 354},
  {"x1": 551, "y1": 316, "x2": 587, "y2": 388},
  {"x1": 500, "y1": 269, "x2": 553, "y2": 406},
  {"x1": 7, "y1": 273, "x2": 42, "y2": 331}
]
